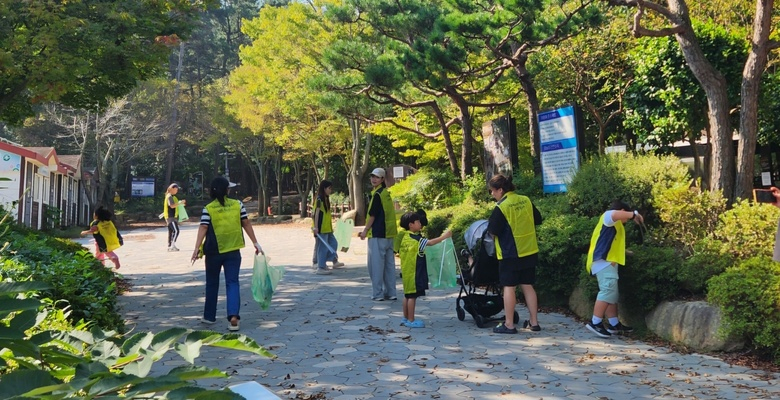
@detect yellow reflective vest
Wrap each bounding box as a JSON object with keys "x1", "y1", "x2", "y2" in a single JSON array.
[
  {"x1": 312, "y1": 197, "x2": 333, "y2": 234},
  {"x1": 163, "y1": 194, "x2": 178, "y2": 219},
  {"x1": 586, "y1": 212, "x2": 626, "y2": 273},
  {"x1": 494, "y1": 192, "x2": 539, "y2": 260},
  {"x1": 205, "y1": 198, "x2": 245, "y2": 254},
  {"x1": 367, "y1": 186, "x2": 397, "y2": 238}
]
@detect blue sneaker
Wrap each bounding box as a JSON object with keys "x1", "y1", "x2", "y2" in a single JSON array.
[
  {"x1": 401, "y1": 318, "x2": 409, "y2": 324},
  {"x1": 404, "y1": 320, "x2": 425, "y2": 328}
]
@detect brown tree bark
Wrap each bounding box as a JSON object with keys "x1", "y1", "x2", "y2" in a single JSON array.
[{"x1": 735, "y1": 0, "x2": 778, "y2": 199}]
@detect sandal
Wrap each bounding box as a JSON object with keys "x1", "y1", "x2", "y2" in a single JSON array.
[
  {"x1": 404, "y1": 320, "x2": 425, "y2": 328},
  {"x1": 523, "y1": 320, "x2": 541, "y2": 332},
  {"x1": 493, "y1": 322, "x2": 517, "y2": 334}
]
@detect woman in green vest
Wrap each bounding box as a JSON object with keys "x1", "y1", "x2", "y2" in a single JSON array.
[
  {"x1": 487, "y1": 174, "x2": 543, "y2": 334},
  {"x1": 191, "y1": 176, "x2": 263, "y2": 331},
  {"x1": 312, "y1": 180, "x2": 344, "y2": 274},
  {"x1": 359, "y1": 167, "x2": 398, "y2": 301}
]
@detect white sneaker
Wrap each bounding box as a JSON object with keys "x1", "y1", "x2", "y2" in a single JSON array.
[
  {"x1": 315, "y1": 268, "x2": 332, "y2": 275},
  {"x1": 170, "y1": 245, "x2": 180, "y2": 252},
  {"x1": 331, "y1": 261, "x2": 345, "y2": 268},
  {"x1": 228, "y1": 317, "x2": 240, "y2": 331}
]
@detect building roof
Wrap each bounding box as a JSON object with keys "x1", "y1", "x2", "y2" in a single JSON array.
[
  {"x1": 0, "y1": 141, "x2": 73, "y2": 175},
  {"x1": 58, "y1": 155, "x2": 81, "y2": 176}
]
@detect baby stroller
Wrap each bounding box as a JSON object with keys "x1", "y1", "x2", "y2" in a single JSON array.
[{"x1": 455, "y1": 220, "x2": 519, "y2": 328}]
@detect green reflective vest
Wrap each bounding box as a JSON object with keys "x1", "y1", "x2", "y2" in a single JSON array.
[
  {"x1": 399, "y1": 232, "x2": 424, "y2": 294},
  {"x1": 205, "y1": 198, "x2": 244, "y2": 254},
  {"x1": 494, "y1": 192, "x2": 539, "y2": 259},
  {"x1": 367, "y1": 186, "x2": 397, "y2": 238}
]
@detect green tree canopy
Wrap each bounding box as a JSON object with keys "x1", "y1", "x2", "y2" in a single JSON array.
[{"x1": 0, "y1": 0, "x2": 213, "y2": 124}]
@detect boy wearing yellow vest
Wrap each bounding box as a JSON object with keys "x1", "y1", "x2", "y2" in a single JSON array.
[
  {"x1": 585, "y1": 200, "x2": 644, "y2": 338},
  {"x1": 398, "y1": 211, "x2": 451, "y2": 328}
]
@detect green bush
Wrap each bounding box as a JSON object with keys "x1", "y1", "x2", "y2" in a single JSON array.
[
  {"x1": 426, "y1": 200, "x2": 493, "y2": 255},
  {"x1": 390, "y1": 168, "x2": 462, "y2": 210},
  {"x1": 652, "y1": 184, "x2": 727, "y2": 256},
  {"x1": 567, "y1": 155, "x2": 624, "y2": 217},
  {"x1": 714, "y1": 200, "x2": 779, "y2": 260},
  {"x1": 567, "y1": 153, "x2": 690, "y2": 223},
  {"x1": 616, "y1": 244, "x2": 683, "y2": 321},
  {"x1": 1, "y1": 227, "x2": 122, "y2": 331},
  {"x1": 0, "y1": 281, "x2": 273, "y2": 399},
  {"x1": 513, "y1": 169, "x2": 544, "y2": 199},
  {"x1": 707, "y1": 257, "x2": 780, "y2": 361},
  {"x1": 115, "y1": 195, "x2": 161, "y2": 216},
  {"x1": 535, "y1": 211, "x2": 596, "y2": 306},
  {"x1": 462, "y1": 170, "x2": 493, "y2": 204},
  {"x1": 678, "y1": 238, "x2": 735, "y2": 295}
]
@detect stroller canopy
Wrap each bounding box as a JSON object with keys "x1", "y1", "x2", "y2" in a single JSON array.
[{"x1": 463, "y1": 219, "x2": 495, "y2": 256}]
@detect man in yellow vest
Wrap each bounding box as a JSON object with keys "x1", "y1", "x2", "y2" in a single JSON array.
[
  {"x1": 585, "y1": 200, "x2": 644, "y2": 338},
  {"x1": 359, "y1": 168, "x2": 398, "y2": 301}
]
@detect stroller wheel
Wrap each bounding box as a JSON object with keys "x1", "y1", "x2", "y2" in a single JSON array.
[
  {"x1": 513, "y1": 311, "x2": 520, "y2": 325},
  {"x1": 456, "y1": 306, "x2": 465, "y2": 321},
  {"x1": 474, "y1": 314, "x2": 485, "y2": 328}
]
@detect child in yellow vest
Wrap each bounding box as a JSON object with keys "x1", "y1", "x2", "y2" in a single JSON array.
[
  {"x1": 585, "y1": 200, "x2": 644, "y2": 338},
  {"x1": 81, "y1": 207, "x2": 123, "y2": 269},
  {"x1": 398, "y1": 211, "x2": 451, "y2": 328}
]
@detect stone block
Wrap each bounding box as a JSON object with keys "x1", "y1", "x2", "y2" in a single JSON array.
[{"x1": 645, "y1": 301, "x2": 744, "y2": 352}]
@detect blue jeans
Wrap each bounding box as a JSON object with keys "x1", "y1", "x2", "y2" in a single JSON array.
[
  {"x1": 316, "y1": 233, "x2": 338, "y2": 269},
  {"x1": 203, "y1": 250, "x2": 241, "y2": 322}
]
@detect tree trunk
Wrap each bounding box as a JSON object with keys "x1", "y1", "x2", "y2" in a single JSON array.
[
  {"x1": 347, "y1": 118, "x2": 371, "y2": 226},
  {"x1": 509, "y1": 48, "x2": 541, "y2": 171},
  {"x1": 164, "y1": 42, "x2": 185, "y2": 185},
  {"x1": 667, "y1": 0, "x2": 734, "y2": 201},
  {"x1": 735, "y1": 0, "x2": 775, "y2": 199},
  {"x1": 276, "y1": 146, "x2": 283, "y2": 216},
  {"x1": 447, "y1": 89, "x2": 473, "y2": 180},
  {"x1": 430, "y1": 102, "x2": 459, "y2": 176}
]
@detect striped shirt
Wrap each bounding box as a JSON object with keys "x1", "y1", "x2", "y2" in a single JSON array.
[{"x1": 200, "y1": 201, "x2": 248, "y2": 226}]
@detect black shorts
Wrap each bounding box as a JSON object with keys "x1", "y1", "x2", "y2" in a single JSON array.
[
  {"x1": 498, "y1": 253, "x2": 538, "y2": 286},
  {"x1": 405, "y1": 290, "x2": 425, "y2": 298}
]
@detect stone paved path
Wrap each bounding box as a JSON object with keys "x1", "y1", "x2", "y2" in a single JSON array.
[{"x1": 80, "y1": 222, "x2": 780, "y2": 399}]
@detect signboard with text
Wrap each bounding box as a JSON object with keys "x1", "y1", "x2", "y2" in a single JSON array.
[
  {"x1": 131, "y1": 177, "x2": 155, "y2": 197},
  {"x1": 538, "y1": 105, "x2": 581, "y2": 193}
]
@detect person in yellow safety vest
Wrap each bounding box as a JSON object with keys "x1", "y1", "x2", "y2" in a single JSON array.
[
  {"x1": 487, "y1": 174, "x2": 543, "y2": 334},
  {"x1": 81, "y1": 206, "x2": 123, "y2": 270},
  {"x1": 311, "y1": 180, "x2": 345, "y2": 274},
  {"x1": 584, "y1": 200, "x2": 644, "y2": 338},
  {"x1": 398, "y1": 210, "x2": 452, "y2": 328},
  {"x1": 163, "y1": 183, "x2": 185, "y2": 251},
  {"x1": 191, "y1": 176, "x2": 264, "y2": 332},
  {"x1": 359, "y1": 167, "x2": 398, "y2": 301}
]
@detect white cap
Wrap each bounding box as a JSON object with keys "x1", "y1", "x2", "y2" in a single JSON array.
[
  {"x1": 370, "y1": 168, "x2": 386, "y2": 178},
  {"x1": 228, "y1": 181, "x2": 237, "y2": 188}
]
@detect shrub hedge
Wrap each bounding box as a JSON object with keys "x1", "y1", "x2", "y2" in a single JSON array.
[
  {"x1": 708, "y1": 257, "x2": 780, "y2": 360},
  {"x1": 0, "y1": 223, "x2": 123, "y2": 330}
]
